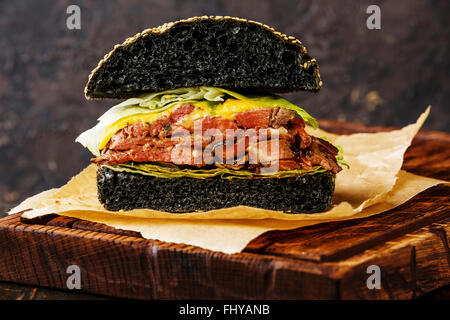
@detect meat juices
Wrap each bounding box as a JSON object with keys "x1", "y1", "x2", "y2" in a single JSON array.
[{"x1": 92, "y1": 104, "x2": 342, "y2": 174}]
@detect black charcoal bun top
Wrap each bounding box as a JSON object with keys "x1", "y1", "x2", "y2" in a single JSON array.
[{"x1": 85, "y1": 16, "x2": 322, "y2": 99}]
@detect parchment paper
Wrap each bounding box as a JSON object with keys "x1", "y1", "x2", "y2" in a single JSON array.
[{"x1": 10, "y1": 107, "x2": 448, "y2": 253}]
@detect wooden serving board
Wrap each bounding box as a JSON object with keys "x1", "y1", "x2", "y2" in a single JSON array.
[{"x1": 0, "y1": 121, "x2": 449, "y2": 300}]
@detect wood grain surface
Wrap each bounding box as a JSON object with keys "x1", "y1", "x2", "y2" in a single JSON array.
[{"x1": 0, "y1": 120, "x2": 448, "y2": 300}]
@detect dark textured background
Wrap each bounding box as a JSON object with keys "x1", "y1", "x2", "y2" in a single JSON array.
[{"x1": 0, "y1": 0, "x2": 449, "y2": 214}]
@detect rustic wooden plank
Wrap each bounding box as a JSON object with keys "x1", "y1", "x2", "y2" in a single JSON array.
[
  {"x1": 420, "y1": 285, "x2": 450, "y2": 300},
  {"x1": 3, "y1": 210, "x2": 449, "y2": 299},
  {"x1": 0, "y1": 213, "x2": 340, "y2": 299},
  {"x1": 0, "y1": 281, "x2": 106, "y2": 300},
  {"x1": 335, "y1": 217, "x2": 450, "y2": 299},
  {"x1": 402, "y1": 137, "x2": 450, "y2": 180},
  {"x1": 33, "y1": 215, "x2": 144, "y2": 238},
  {"x1": 45, "y1": 216, "x2": 80, "y2": 228},
  {"x1": 0, "y1": 214, "x2": 154, "y2": 298},
  {"x1": 245, "y1": 185, "x2": 450, "y2": 261}
]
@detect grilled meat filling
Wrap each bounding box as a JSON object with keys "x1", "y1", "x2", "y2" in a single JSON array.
[{"x1": 92, "y1": 104, "x2": 342, "y2": 174}]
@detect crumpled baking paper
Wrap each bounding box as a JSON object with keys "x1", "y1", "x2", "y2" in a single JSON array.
[{"x1": 10, "y1": 107, "x2": 448, "y2": 253}]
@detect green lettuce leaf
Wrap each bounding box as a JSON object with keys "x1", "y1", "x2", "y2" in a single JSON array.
[
  {"x1": 336, "y1": 145, "x2": 350, "y2": 169},
  {"x1": 112, "y1": 87, "x2": 225, "y2": 111},
  {"x1": 106, "y1": 163, "x2": 327, "y2": 180}
]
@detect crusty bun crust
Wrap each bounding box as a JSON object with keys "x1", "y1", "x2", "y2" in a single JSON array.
[{"x1": 85, "y1": 16, "x2": 322, "y2": 99}]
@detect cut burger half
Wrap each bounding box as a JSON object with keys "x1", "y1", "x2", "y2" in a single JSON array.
[{"x1": 77, "y1": 17, "x2": 347, "y2": 213}]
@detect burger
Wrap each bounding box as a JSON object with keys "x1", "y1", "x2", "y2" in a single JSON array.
[{"x1": 76, "y1": 16, "x2": 347, "y2": 213}]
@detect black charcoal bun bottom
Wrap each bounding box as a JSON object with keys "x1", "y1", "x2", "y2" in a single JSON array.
[
  {"x1": 85, "y1": 16, "x2": 322, "y2": 99},
  {"x1": 97, "y1": 166, "x2": 335, "y2": 213}
]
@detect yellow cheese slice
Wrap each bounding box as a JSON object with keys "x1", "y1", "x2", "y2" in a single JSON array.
[{"x1": 98, "y1": 99, "x2": 274, "y2": 151}]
